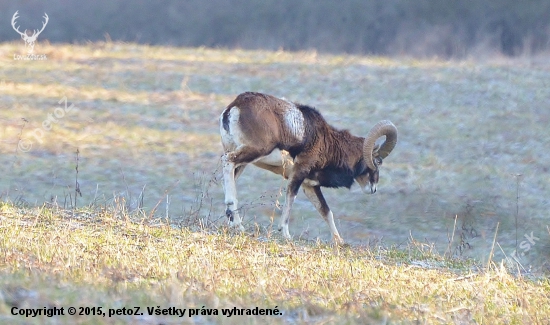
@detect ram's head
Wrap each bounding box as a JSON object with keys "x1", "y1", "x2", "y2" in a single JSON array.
[{"x1": 357, "y1": 120, "x2": 398, "y2": 194}]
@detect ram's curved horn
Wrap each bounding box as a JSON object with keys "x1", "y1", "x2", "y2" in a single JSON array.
[{"x1": 363, "y1": 120, "x2": 397, "y2": 170}]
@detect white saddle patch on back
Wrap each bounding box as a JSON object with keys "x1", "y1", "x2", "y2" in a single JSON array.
[{"x1": 283, "y1": 104, "x2": 305, "y2": 141}]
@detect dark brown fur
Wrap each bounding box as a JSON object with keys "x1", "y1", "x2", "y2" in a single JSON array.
[
  {"x1": 221, "y1": 92, "x2": 382, "y2": 242},
  {"x1": 222, "y1": 92, "x2": 377, "y2": 192}
]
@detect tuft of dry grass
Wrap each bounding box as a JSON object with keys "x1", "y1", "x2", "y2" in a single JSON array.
[{"x1": 0, "y1": 202, "x2": 548, "y2": 324}]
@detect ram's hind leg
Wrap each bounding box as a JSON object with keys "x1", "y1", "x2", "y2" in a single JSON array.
[
  {"x1": 222, "y1": 146, "x2": 272, "y2": 230},
  {"x1": 221, "y1": 153, "x2": 244, "y2": 230},
  {"x1": 302, "y1": 185, "x2": 344, "y2": 244}
]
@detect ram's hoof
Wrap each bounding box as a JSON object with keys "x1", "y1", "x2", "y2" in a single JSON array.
[
  {"x1": 333, "y1": 235, "x2": 345, "y2": 245},
  {"x1": 225, "y1": 208, "x2": 234, "y2": 222}
]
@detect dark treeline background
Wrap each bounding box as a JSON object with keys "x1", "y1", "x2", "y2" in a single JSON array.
[{"x1": 1, "y1": 0, "x2": 550, "y2": 57}]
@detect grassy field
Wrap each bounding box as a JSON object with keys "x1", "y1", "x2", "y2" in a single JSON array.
[
  {"x1": 1, "y1": 42, "x2": 550, "y2": 323},
  {"x1": 0, "y1": 203, "x2": 549, "y2": 324}
]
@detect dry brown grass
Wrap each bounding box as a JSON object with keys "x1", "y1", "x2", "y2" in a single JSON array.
[{"x1": 0, "y1": 203, "x2": 548, "y2": 324}]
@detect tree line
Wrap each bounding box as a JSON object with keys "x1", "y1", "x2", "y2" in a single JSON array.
[{"x1": 2, "y1": 0, "x2": 549, "y2": 57}]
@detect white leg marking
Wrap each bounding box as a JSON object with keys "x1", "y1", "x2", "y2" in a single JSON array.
[
  {"x1": 302, "y1": 185, "x2": 343, "y2": 244},
  {"x1": 222, "y1": 154, "x2": 244, "y2": 231},
  {"x1": 219, "y1": 107, "x2": 246, "y2": 231},
  {"x1": 278, "y1": 194, "x2": 296, "y2": 240},
  {"x1": 326, "y1": 210, "x2": 343, "y2": 244}
]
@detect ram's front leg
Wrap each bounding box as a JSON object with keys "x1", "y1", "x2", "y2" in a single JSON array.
[
  {"x1": 303, "y1": 185, "x2": 344, "y2": 244},
  {"x1": 221, "y1": 153, "x2": 245, "y2": 231},
  {"x1": 278, "y1": 173, "x2": 305, "y2": 240}
]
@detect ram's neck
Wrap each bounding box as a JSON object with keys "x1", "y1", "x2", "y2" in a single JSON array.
[{"x1": 316, "y1": 128, "x2": 364, "y2": 170}]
